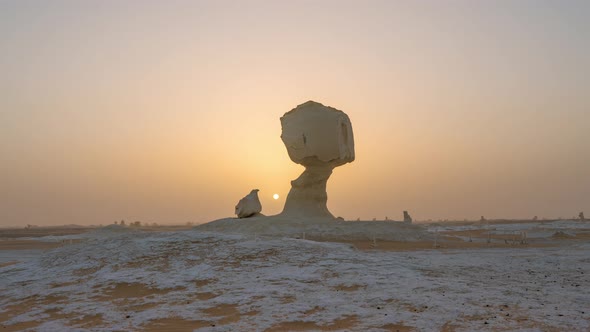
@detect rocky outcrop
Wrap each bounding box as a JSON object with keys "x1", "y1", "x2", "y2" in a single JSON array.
[
  {"x1": 403, "y1": 211, "x2": 413, "y2": 223},
  {"x1": 235, "y1": 189, "x2": 262, "y2": 218},
  {"x1": 279, "y1": 101, "x2": 355, "y2": 218}
]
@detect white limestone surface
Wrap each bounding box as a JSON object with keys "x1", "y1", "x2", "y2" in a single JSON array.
[
  {"x1": 0, "y1": 224, "x2": 588, "y2": 331},
  {"x1": 280, "y1": 101, "x2": 354, "y2": 166}
]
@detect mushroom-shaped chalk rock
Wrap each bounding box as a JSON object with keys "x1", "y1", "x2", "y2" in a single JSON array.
[
  {"x1": 235, "y1": 189, "x2": 262, "y2": 218},
  {"x1": 280, "y1": 101, "x2": 355, "y2": 218}
]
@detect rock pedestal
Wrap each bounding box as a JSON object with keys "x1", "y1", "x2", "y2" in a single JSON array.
[{"x1": 279, "y1": 101, "x2": 355, "y2": 218}]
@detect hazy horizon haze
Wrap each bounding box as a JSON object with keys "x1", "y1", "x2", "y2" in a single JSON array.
[{"x1": 1, "y1": 0, "x2": 589, "y2": 226}]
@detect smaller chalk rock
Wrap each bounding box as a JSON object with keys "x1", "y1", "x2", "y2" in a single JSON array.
[
  {"x1": 403, "y1": 211, "x2": 413, "y2": 223},
  {"x1": 235, "y1": 189, "x2": 262, "y2": 218}
]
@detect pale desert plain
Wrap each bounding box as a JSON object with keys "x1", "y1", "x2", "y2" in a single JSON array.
[{"x1": 1, "y1": 217, "x2": 590, "y2": 332}]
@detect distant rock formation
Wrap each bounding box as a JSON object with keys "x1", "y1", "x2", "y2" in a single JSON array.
[
  {"x1": 279, "y1": 101, "x2": 355, "y2": 218},
  {"x1": 403, "y1": 211, "x2": 412, "y2": 223},
  {"x1": 235, "y1": 189, "x2": 262, "y2": 218},
  {"x1": 580, "y1": 212, "x2": 585, "y2": 221},
  {"x1": 480, "y1": 216, "x2": 486, "y2": 222}
]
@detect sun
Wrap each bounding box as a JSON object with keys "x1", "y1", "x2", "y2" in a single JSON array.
[{"x1": 273, "y1": 194, "x2": 279, "y2": 200}]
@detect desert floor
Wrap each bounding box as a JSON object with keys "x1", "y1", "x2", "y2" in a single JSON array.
[{"x1": 1, "y1": 220, "x2": 589, "y2": 331}]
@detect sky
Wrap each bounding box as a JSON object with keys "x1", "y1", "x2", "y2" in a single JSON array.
[{"x1": 1, "y1": 0, "x2": 589, "y2": 226}]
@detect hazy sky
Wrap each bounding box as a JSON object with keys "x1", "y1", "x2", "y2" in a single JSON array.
[{"x1": 1, "y1": 0, "x2": 589, "y2": 226}]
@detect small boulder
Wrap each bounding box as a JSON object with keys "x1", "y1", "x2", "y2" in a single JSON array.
[
  {"x1": 235, "y1": 189, "x2": 262, "y2": 218},
  {"x1": 403, "y1": 211, "x2": 413, "y2": 223}
]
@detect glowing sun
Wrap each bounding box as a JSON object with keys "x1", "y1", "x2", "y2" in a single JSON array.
[{"x1": 273, "y1": 194, "x2": 279, "y2": 200}]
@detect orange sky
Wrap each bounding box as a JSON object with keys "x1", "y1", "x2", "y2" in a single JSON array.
[{"x1": 1, "y1": 1, "x2": 589, "y2": 226}]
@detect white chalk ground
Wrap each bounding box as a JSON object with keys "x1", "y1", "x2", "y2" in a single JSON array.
[
  {"x1": 0, "y1": 220, "x2": 589, "y2": 331},
  {"x1": 196, "y1": 216, "x2": 434, "y2": 241}
]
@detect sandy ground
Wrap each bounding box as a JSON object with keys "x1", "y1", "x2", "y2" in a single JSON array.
[
  {"x1": 0, "y1": 227, "x2": 93, "y2": 239},
  {"x1": 0, "y1": 240, "x2": 63, "y2": 251},
  {"x1": 0, "y1": 220, "x2": 589, "y2": 331}
]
